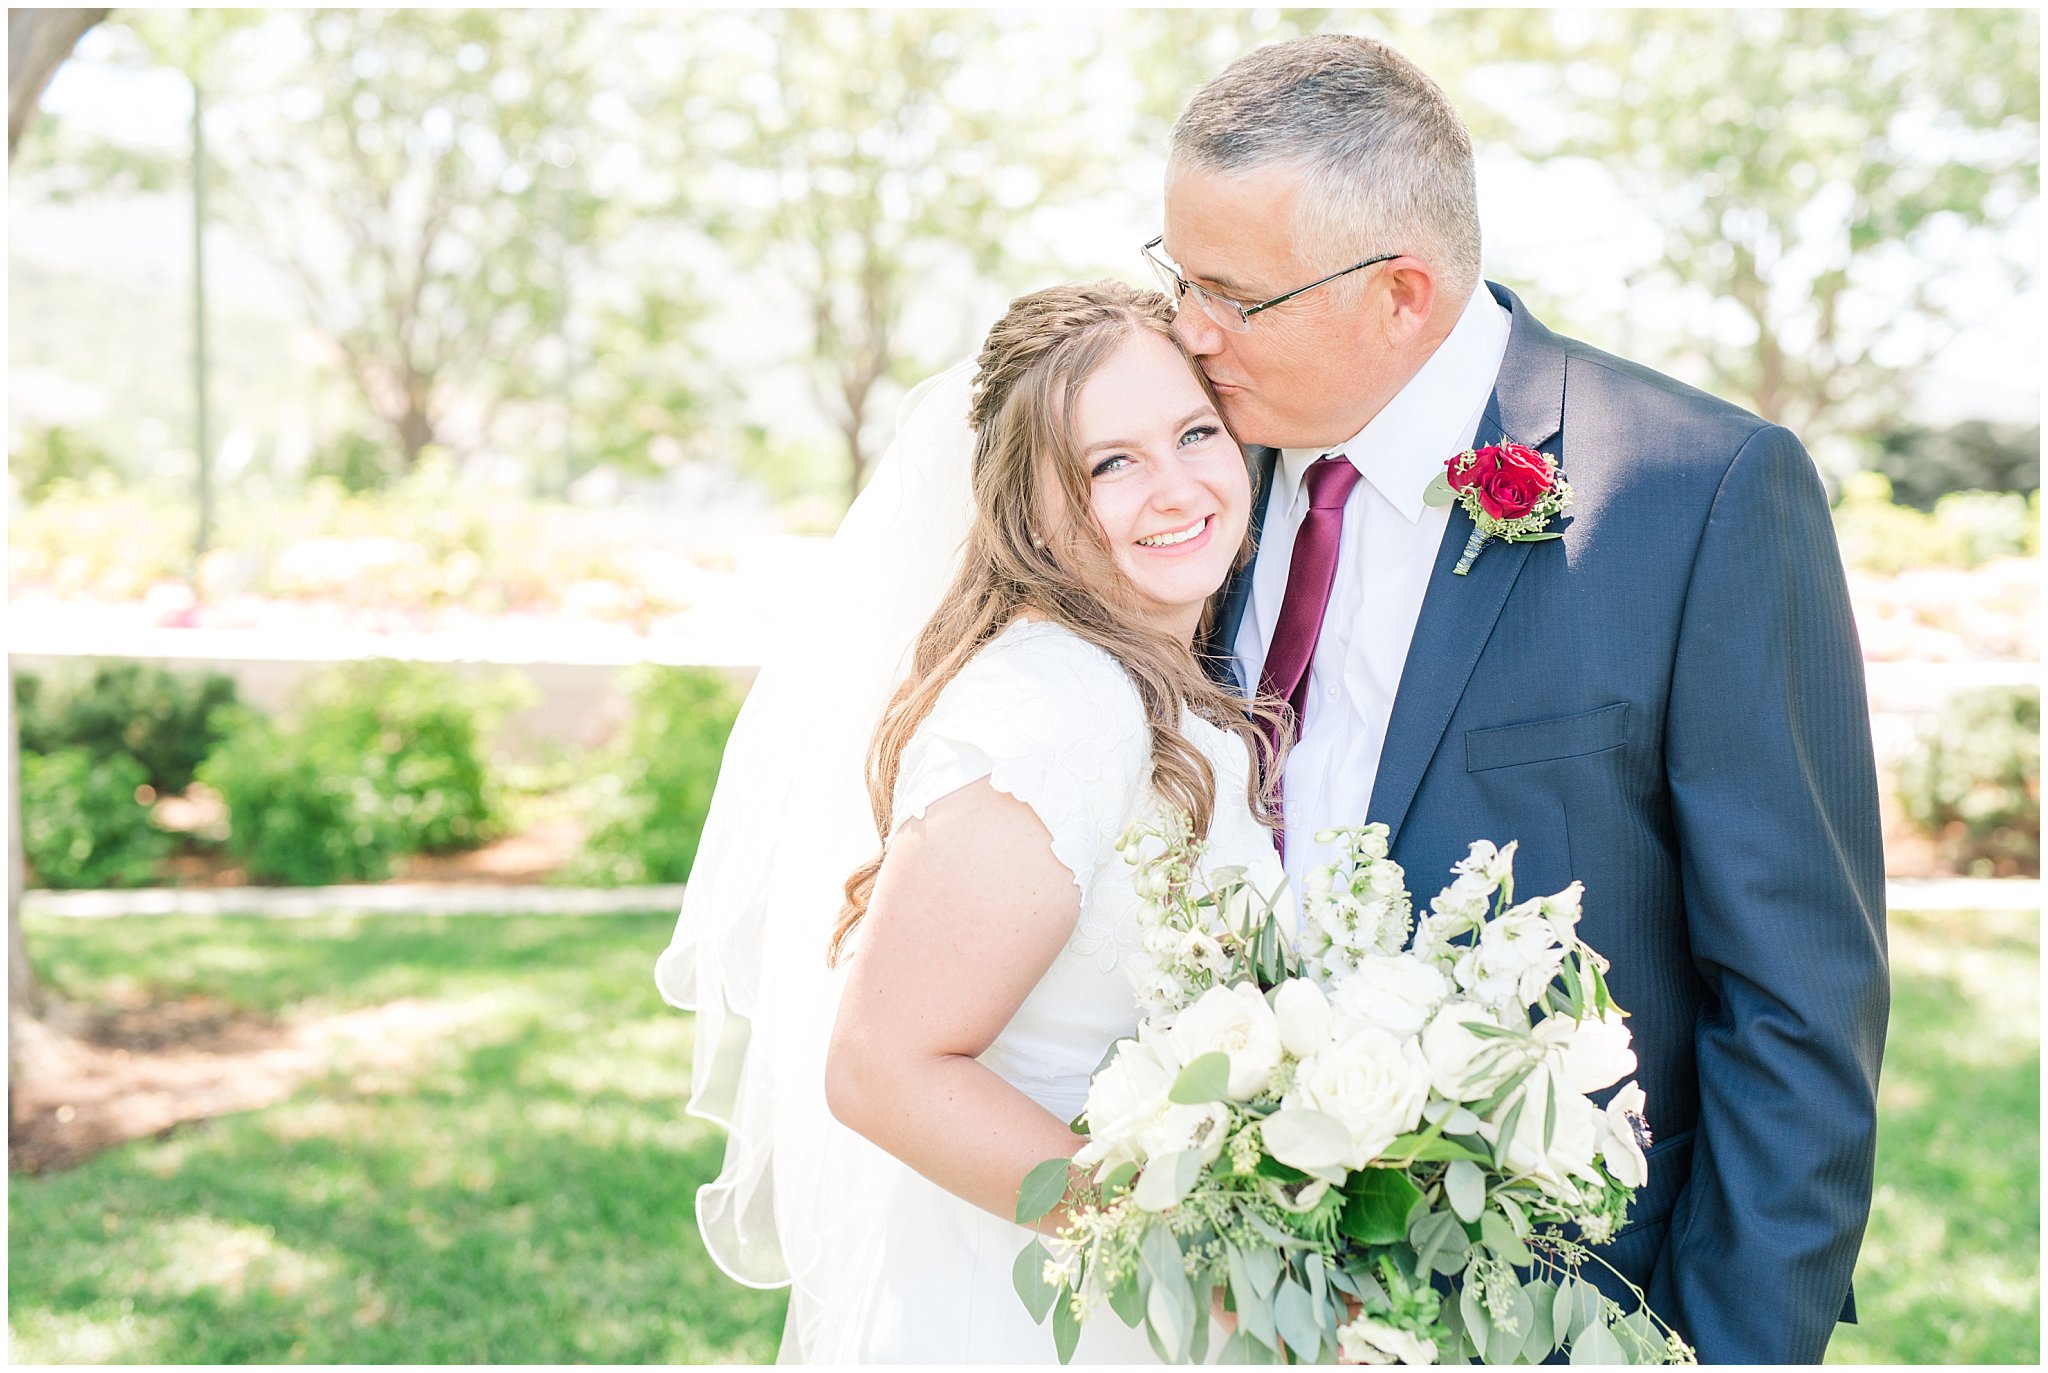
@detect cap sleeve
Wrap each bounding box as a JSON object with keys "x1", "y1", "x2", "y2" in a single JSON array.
[{"x1": 890, "y1": 624, "x2": 1153, "y2": 895}]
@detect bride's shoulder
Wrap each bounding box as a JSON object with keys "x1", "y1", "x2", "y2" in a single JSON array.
[{"x1": 929, "y1": 622, "x2": 1155, "y2": 762}]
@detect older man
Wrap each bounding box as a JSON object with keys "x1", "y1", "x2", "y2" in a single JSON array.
[{"x1": 1159, "y1": 35, "x2": 1888, "y2": 1363}]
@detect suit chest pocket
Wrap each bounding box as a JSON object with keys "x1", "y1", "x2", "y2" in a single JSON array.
[{"x1": 1464, "y1": 702, "x2": 1631, "y2": 772}]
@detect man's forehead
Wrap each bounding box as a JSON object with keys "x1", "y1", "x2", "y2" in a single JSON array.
[{"x1": 1163, "y1": 164, "x2": 1306, "y2": 293}]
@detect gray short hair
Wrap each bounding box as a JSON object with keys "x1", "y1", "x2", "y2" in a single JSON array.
[{"x1": 1169, "y1": 34, "x2": 1481, "y2": 305}]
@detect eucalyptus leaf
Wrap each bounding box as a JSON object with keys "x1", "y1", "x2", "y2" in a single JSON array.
[
  {"x1": 1132, "y1": 1148, "x2": 1199, "y2": 1212},
  {"x1": 1385, "y1": 1129, "x2": 1493, "y2": 1164},
  {"x1": 1543, "y1": 1072, "x2": 1558, "y2": 1153},
  {"x1": 1243, "y1": 1241, "x2": 1283, "y2": 1299},
  {"x1": 1493, "y1": 1092, "x2": 1528, "y2": 1170},
  {"x1": 1511, "y1": 529, "x2": 1564, "y2": 542},
  {"x1": 1306, "y1": 1251, "x2": 1327, "y2": 1309},
  {"x1": 1618, "y1": 1310, "x2": 1664, "y2": 1362},
  {"x1": 1012, "y1": 1239, "x2": 1059, "y2": 1324},
  {"x1": 1169, "y1": 1050, "x2": 1232, "y2": 1105},
  {"x1": 1145, "y1": 1265, "x2": 1195, "y2": 1363},
  {"x1": 1189, "y1": 1275, "x2": 1213, "y2": 1365},
  {"x1": 1460, "y1": 1283, "x2": 1494, "y2": 1361},
  {"x1": 1053, "y1": 1290, "x2": 1081, "y2": 1364},
  {"x1": 1570, "y1": 1318, "x2": 1627, "y2": 1365},
  {"x1": 1423, "y1": 469, "x2": 1457, "y2": 508},
  {"x1": 1480, "y1": 1210, "x2": 1534, "y2": 1266},
  {"x1": 1273, "y1": 1278, "x2": 1322, "y2": 1364},
  {"x1": 1521, "y1": 1280, "x2": 1559, "y2": 1360},
  {"x1": 1445, "y1": 1158, "x2": 1486, "y2": 1223},
  {"x1": 1108, "y1": 1268, "x2": 1144, "y2": 1328},
  {"x1": 1553, "y1": 1277, "x2": 1578, "y2": 1343},
  {"x1": 1340, "y1": 1167, "x2": 1426, "y2": 1244},
  {"x1": 1099, "y1": 1160, "x2": 1138, "y2": 1195},
  {"x1": 1486, "y1": 1283, "x2": 1536, "y2": 1365},
  {"x1": 1016, "y1": 1156, "x2": 1072, "y2": 1225}
]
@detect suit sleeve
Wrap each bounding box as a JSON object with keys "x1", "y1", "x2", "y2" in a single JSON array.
[{"x1": 1649, "y1": 423, "x2": 1890, "y2": 1362}]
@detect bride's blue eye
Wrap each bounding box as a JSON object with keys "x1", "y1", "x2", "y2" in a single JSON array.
[
  {"x1": 1091, "y1": 454, "x2": 1132, "y2": 477},
  {"x1": 1179, "y1": 424, "x2": 1219, "y2": 448}
]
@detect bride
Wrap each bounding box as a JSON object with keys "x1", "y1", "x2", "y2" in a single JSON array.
[{"x1": 657, "y1": 281, "x2": 1287, "y2": 1363}]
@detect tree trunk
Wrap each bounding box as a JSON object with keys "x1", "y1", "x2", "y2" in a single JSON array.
[
  {"x1": 10, "y1": 4, "x2": 104, "y2": 1132},
  {"x1": 7, "y1": 9, "x2": 109, "y2": 159}
]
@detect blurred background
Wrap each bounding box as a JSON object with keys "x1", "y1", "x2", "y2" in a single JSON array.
[{"x1": 6, "y1": 6, "x2": 2038, "y2": 1364}]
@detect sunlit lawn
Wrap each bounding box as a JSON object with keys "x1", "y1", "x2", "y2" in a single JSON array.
[
  {"x1": 8, "y1": 907, "x2": 2037, "y2": 1364},
  {"x1": 7, "y1": 911, "x2": 787, "y2": 1363}
]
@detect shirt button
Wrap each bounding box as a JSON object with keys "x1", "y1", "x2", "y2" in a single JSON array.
[{"x1": 1326, "y1": 685, "x2": 1338, "y2": 700}]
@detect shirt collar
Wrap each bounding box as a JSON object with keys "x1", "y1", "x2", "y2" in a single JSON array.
[{"x1": 1276, "y1": 283, "x2": 1513, "y2": 524}]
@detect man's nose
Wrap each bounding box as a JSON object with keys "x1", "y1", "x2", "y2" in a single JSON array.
[{"x1": 1171, "y1": 305, "x2": 1226, "y2": 357}]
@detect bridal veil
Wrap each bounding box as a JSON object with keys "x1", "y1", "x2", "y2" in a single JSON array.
[{"x1": 653, "y1": 361, "x2": 977, "y2": 1361}]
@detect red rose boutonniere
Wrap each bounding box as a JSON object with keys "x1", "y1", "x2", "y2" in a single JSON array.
[{"x1": 1424, "y1": 441, "x2": 1573, "y2": 574}]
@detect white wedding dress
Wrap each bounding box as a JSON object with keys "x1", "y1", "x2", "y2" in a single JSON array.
[
  {"x1": 828, "y1": 617, "x2": 1275, "y2": 1364},
  {"x1": 654, "y1": 363, "x2": 1272, "y2": 1365}
]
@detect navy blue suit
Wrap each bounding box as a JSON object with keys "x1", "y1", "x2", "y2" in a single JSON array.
[{"x1": 1209, "y1": 284, "x2": 1889, "y2": 1363}]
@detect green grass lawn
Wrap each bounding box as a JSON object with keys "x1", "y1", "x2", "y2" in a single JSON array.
[{"x1": 8, "y1": 907, "x2": 2038, "y2": 1363}]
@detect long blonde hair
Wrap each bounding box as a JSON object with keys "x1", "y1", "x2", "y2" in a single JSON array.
[{"x1": 828, "y1": 280, "x2": 1286, "y2": 965}]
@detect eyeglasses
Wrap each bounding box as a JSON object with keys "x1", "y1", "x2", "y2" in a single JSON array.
[{"x1": 1142, "y1": 235, "x2": 1402, "y2": 334}]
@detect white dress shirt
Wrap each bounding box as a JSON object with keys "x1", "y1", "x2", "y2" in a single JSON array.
[{"x1": 1233, "y1": 283, "x2": 1513, "y2": 890}]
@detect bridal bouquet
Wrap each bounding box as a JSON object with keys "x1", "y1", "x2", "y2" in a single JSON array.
[{"x1": 1011, "y1": 820, "x2": 1694, "y2": 1365}]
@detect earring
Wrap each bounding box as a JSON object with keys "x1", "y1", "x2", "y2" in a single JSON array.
[{"x1": 1030, "y1": 533, "x2": 1046, "y2": 549}]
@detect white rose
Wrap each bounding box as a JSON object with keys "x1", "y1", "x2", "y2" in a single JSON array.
[
  {"x1": 1167, "y1": 982, "x2": 1284, "y2": 1101},
  {"x1": 1419, "y1": 1006, "x2": 1524, "y2": 1102},
  {"x1": 1337, "y1": 1313, "x2": 1438, "y2": 1366},
  {"x1": 1533, "y1": 1006, "x2": 1637, "y2": 1095},
  {"x1": 1483, "y1": 1060, "x2": 1599, "y2": 1201},
  {"x1": 1329, "y1": 954, "x2": 1451, "y2": 1039},
  {"x1": 1272, "y1": 977, "x2": 1335, "y2": 1059},
  {"x1": 1597, "y1": 1080, "x2": 1650, "y2": 1189},
  {"x1": 1072, "y1": 1035, "x2": 1174, "y2": 1175},
  {"x1": 1286, "y1": 1023, "x2": 1430, "y2": 1169}
]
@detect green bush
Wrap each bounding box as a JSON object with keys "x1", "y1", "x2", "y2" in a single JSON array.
[
  {"x1": 15, "y1": 661, "x2": 240, "y2": 795},
  {"x1": 1832, "y1": 473, "x2": 2040, "y2": 574},
  {"x1": 294, "y1": 660, "x2": 532, "y2": 855},
  {"x1": 20, "y1": 747, "x2": 174, "y2": 889},
  {"x1": 1867, "y1": 419, "x2": 2039, "y2": 511},
  {"x1": 1897, "y1": 686, "x2": 2041, "y2": 877},
  {"x1": 568, "y1": 665, "x2": 746, "y2": 886},
  {"x1": 197, "y1": 708, "x2": 404, "y2": 886},
  {"x1": 196, "y1": 662, "x2": 536, "y2": 883}
]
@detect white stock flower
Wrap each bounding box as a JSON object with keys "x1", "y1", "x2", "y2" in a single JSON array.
[
  {"x1": 1453, "y1": 906, "x2": 1568, "y2": 1011},
  {"x1": 1535, "y1": 880, "x2": 1584, "y2": 934},
  {"x1": 1177, "y1": 930, "x2": 1232, "y2": 978},
  {"x1": 1419, "y1": 1006, "x2": 1523, "y2": 1102},
  {"x1": 1283, "y1": 1023, "x2": 1430, "y2": 1170},
  {"x1": 1427, "y1": 870, "x2": 1493, "y2": 928},
  {"x1": 1533, "y1": 1006, "x2": 1637, "y2": 1095},
  {"x1": 1482, "y1": 1060, "x2": 1600, "y2": 1202},
  {"x1": 1337, "y1": 1313, "x2": 1439, "y2": 1366},
  {"x1": 1272, "y1": 977, "x2": 1334, "y2": 1059},
  {"x1": 1452, "y1": 838, "x2": 1518, "y2": 886},
  {"x1": 1329, "y1": 954, "x2": 1451, "y2": 1039},
  {"x1": 1597, "y1": 1081, "x2": 1650, "y2": 1188},
  {"x1": 1168, "y1": 982, "x2": 1284, "y2": 1101}
]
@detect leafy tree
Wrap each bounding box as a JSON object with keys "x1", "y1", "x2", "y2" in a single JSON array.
[
  {"x1": 1443, "y1": 8, "x2": 2039, "y2": 448},
  {"x1": 199, "y1": 8, "x2": 672, "y2": 472},
  {"x1": 1868, "y1": 420, "x2": 2041, "y2": 510},
  {"x1": 681, "y1": 9, "x2": 1107, "y2": 503}
]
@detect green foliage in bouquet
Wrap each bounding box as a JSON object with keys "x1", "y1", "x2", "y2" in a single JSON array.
[
  {"x1": 1013, "y1": 822, "x2": 1692, "y2": 1365},
  {"x1": 567, "y1": 665, "x2": 745, "y2": 886},
  {"x1": 1897, "y1": 685, "x2": 2041, "y2": 877},
  {"x1": 19, "y1": 747, "x2": 175, "y2": 889},
  {"x1": 198, "y1": 708, "x2": 406, "y2": 886},
  {"x1": 15, "y1": 660, "x2": 241, "y2": 795}
]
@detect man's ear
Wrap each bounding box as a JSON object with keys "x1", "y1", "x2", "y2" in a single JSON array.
[{"x1": 1376, "y1": 258, "x2": 1438, "y2": 350}]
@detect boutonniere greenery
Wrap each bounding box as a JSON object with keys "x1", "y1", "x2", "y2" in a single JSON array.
[{"x1": 1423, "y1": 441, "x2": 1573, "y2": 575}]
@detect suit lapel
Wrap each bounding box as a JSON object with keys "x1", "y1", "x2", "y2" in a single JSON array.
[
  {"x1": 1203, "y1": 444, "x2": 1279, "y2": 691},
  {"x1": 1367, "y1": 284, "x2": 1570, "y2": 845}
]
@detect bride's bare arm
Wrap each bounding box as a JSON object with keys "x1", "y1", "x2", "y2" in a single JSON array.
[{"x1": 825, "y1": 778, "x2": 1089, "y2": 1232}]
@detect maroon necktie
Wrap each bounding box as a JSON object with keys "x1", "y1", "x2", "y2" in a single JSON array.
[{"x1": 1257, "y1": 454, "x2": 1363, "y2": 789}]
